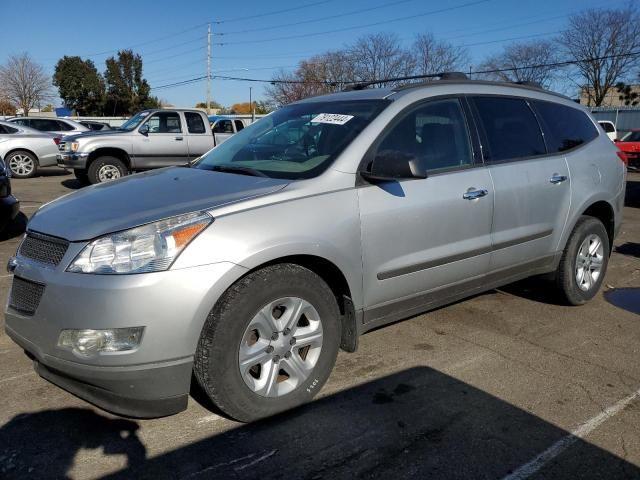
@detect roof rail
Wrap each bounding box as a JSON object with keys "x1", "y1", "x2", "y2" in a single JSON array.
[
  {"x1": 343, "y1": 71, "x2": 469, "y2": 91},
  {"x1": 513, "y1": 80, "x2": 543, "y2": 89}
]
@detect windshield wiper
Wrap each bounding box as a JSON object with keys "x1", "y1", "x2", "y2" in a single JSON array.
[{"x1": 211, "y1": 164, "x2": 268, "y2": 178}]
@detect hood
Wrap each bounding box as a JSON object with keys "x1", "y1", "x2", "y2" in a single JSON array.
[
  {"x1": 28, "y1": 167, "x2": 289, "y2": 241},
  {"x1": 63, "y1": 129, "x2": 130, "y2": 141}
]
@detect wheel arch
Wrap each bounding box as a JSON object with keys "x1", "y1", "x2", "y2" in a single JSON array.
[
  {"x1": 5, "y1": 148, "x2": 39, "y2": 163},
  {"x1": 563, "y1": 197, "x2": 616, "y2": 254},
  {"x1": 223, "y1": 254, "x2": 360, "y2": 353},
  {"x1": 87, "y1": 147, "x2": 131, "y2": 169}
]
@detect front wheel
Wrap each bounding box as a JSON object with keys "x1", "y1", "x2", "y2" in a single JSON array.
[
  {"x1": 87, "y1": 156, "x2": 128, "y2": 184},
  {"x1": 194, "y1": 264, "x2": 340, "y2": 422},
  {"x1": 555, "y1": 216, "x2": 610, "y2": 305},
  {"x1": 7, "y1": 151, "x2": 38, "y2": 178}
]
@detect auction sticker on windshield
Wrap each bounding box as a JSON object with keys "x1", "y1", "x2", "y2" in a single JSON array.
[{"x1": 311, "y1": 113, "x2": 354, "y2": 125}]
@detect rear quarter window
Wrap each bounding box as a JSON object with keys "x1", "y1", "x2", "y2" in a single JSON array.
[
  {"x1": 532, "y1": 101, "x2": 599, "y2": 152},
  {"x1": 471, "y1": 96, "x2": 546, "y2": 162},
  {"x1": 185, "y1": 112, "x2": 206, "y2": 134}
]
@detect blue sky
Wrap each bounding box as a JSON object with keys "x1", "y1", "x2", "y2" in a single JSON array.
[{"x1": 0, "y1": 0, "x2": 627, "y2": 108}]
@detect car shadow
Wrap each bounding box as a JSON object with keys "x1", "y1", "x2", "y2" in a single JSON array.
[
  {"x1": 626, "y1": 179, "x2": 639, "y2": 208},
  {"x1": 497, "y1": 277, "x2": 568, "y2": 306},
  {"x1": 33, "y1": 167, "x2": 72, "y2": 178},
  {"x1": 615, "y1": 242, "x2": 640, "y2": 258},
  {"x1": 0, "y1": 212, "x2": 27, "y2": 241},
  {"x1": 2, "y1": 367, "x2": 637, "y2": 479},
  {"x1": 61, "y1": 178, "x2": 84, "y2": 190}
]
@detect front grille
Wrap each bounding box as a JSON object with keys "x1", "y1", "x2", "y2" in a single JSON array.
[
  {"x1": 9, "y1": 277, "x2": 45, "y2": 315},
  {"x1": 18, "y1": 232, "x2": 69, "y2": 266}
]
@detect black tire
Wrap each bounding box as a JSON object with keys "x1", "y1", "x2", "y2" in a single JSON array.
[
  {"x1": 194, "y1": 263, "x2": 340, "y2": 422},
  {"x1": 555, "y1": 216, "x2": 610, "y2": 305},
  {"x1": 6, "y1": 150, "x2": 38, "y2": 179},
  {"x1": 73, "y1": 169, "x2": 90, "y2": 185},
  {"x1": 87, "y1": 156, "x2": 128, "y2": 184}
]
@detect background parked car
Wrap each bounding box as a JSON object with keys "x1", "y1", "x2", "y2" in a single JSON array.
[
  {"x1": 78, "y1": 120, "x2": 112, "y2": 131},
  {"x1": 614, "y1": 129, "x2": 640, "y2": 169},
  {"x1": 0, "y1": 155, "x2": 19, "y2": 231},
  {"x1": 0, "y1": 120, "x2": 60, "y2": 178},
  {"x1": 7, "y1": 117, "x2": 89, "y2": 136},
  {"x1": 208, "y1": 115, "x2": 245, "y2": 145},
  {"x1": 597, "y1": 120, "x2": 617, "y2": 141},
  {"x1": 58, "y1": 109, "x2": 215, "y2": 184}
]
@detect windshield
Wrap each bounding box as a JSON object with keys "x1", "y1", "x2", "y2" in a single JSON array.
[
  {"x1": 622, "y1": 130, "x2": 640, "y2": 142},
  {"x1": 119, "y1": 111, "x2": 151, "y2": 131},
  {"x1": 193, "y1": 100, "x2": 389, "y2": 179}
]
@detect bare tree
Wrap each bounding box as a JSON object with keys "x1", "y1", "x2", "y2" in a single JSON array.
[
  {"x1": 348, "y1": 33, "x2": 415, "y2": 87},
  {"x1": 561, "y1": 7, "x2": 640, "y2": 106},
  {"x1": 412, "y1": 33, "x2": 469, "y2": 77},
  {"x1": 476, "y1": 39, "x2": 560, "y2": 87},
  {"x1": 0, "y1": 53, "x2": 52, "y2": 116},
  {"x1": 266, "y1": 51, "x2": 354, "y2": 106}
]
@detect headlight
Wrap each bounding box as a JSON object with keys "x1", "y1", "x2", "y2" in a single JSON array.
[
  {"x1": 67, "y1": 211, "x2": 212, "y2": 274},
  {"x1": 69, "y1": 141, "x2": 80, "y2": 152}
]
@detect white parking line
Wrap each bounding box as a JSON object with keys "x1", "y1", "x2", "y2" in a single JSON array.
[{"x1": 501, "y1": 388, "x2": 640, "y2": 480}]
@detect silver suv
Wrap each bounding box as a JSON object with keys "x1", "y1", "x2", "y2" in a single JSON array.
[{"x1": 5, "y1": 76, "x2": 626, "y2": 422}]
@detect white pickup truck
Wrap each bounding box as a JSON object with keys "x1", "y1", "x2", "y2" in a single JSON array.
[{"x1": 57, "y1": 109, "x2": 224, "y2": 184}]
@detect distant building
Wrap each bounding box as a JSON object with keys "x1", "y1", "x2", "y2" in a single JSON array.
[{"x1": 580, "y1": 84, "x2": 640, "y2": 107}]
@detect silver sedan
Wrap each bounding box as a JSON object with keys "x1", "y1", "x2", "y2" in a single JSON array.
[{"x1": 0, "y1": 120, "x2": 60, "y2": 178}]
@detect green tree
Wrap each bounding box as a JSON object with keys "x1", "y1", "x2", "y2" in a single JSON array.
[
  {"x1": 195, "y1": 100, "x2": 222, "y2": 110},
  {"x1": 104, "y1": 50, "x2": 158, "y2": 115},
  {"x1": 53, "y1": 56, "x2": 105, "y2": 115}
]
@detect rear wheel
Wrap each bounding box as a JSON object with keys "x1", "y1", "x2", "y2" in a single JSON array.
[
  {"x1": 555, "y1": 216, "x2": 610, "y2": 305},
  {"x1": 88, "y1": 156, "x2": 127, "y2": 184},
  {"x1": 194, "y1": 264, "x2": 340, "y2": 422},
  {"x1": 7, "y1": 151, "x2": 38, "y2": 178}
]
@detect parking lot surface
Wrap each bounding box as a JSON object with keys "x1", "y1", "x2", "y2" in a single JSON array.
[{"x1": 0, "y1": 169, "x2": 639, "y2": 479}]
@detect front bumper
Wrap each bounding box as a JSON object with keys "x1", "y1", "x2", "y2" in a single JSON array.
[
  {"x1": 5, "y1": 252, "x2": 246, "y2": 417},
  {"x1": 7, "y1": 325, "x2": 191, "y2": 418},
  {"x1": 57, "y1": 152, "x2": 89, "y2": 169}
]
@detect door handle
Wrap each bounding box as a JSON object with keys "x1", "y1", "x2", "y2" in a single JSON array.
[
  {"x1": 550, "y1": 173, "x2": 567, "y2": 184},
  {"x1": 175, "y1": 136, "x2": 184, "y2": 141},
  {"x1": 463, "y1": 189, "x2": 489, "y2": 200}
]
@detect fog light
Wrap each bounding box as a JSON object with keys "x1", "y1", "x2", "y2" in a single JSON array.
[{"x1": 57, "y1": 327, "x2": 144, "y2": 355}]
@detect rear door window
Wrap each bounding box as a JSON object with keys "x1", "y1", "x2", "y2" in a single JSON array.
[
  {"x1": 471, "y1": 96, "x2": 546, "y2": 162},
  {"x1": 56, "y1": 120, "x2": 74, "y2": 131},
  {"x1": 533, "y1": 101, "x2": 599, "y2": 152},
  {"x1": 234, "y1": 120, "x2": 245, "y2": 132},
  {"x1": 185, "y1": 112, "x2": 206, "y2": 134},
  {"x1": 31, "y1": 119, "x2": 61, "y2": 131}
]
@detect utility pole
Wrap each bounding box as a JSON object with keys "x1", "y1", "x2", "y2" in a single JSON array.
[
  {"x1": 249, "y1": 86, "x2": 255, "y2": 122},
  {"x1": 207, "y1": 23, "x2": 212, "y2": 115}
]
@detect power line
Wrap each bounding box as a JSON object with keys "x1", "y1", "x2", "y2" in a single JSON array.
[
  {"x1": 175, "y1": 50, "x2": 640, "y2": 87},
  {"x1": 71, "y1": 0, "x2": 334, "y2": 59},
  {"x1": 215, "y1": 0, "x2": 420, "y2": 36},
  {"x1": 213, "y1": 0, "x2": 493, "y2": 46},
  {"x1": 217, "y1": 0, "x2": 336, "y2": 23}
]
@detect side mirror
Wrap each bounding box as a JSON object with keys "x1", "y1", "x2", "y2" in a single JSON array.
[
  {"x1": 360, "y1": 150, "x2": 427, "y2": 183},
  {"x1": 139, "y1": 123, "x2": 149, "y2": 135}
]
